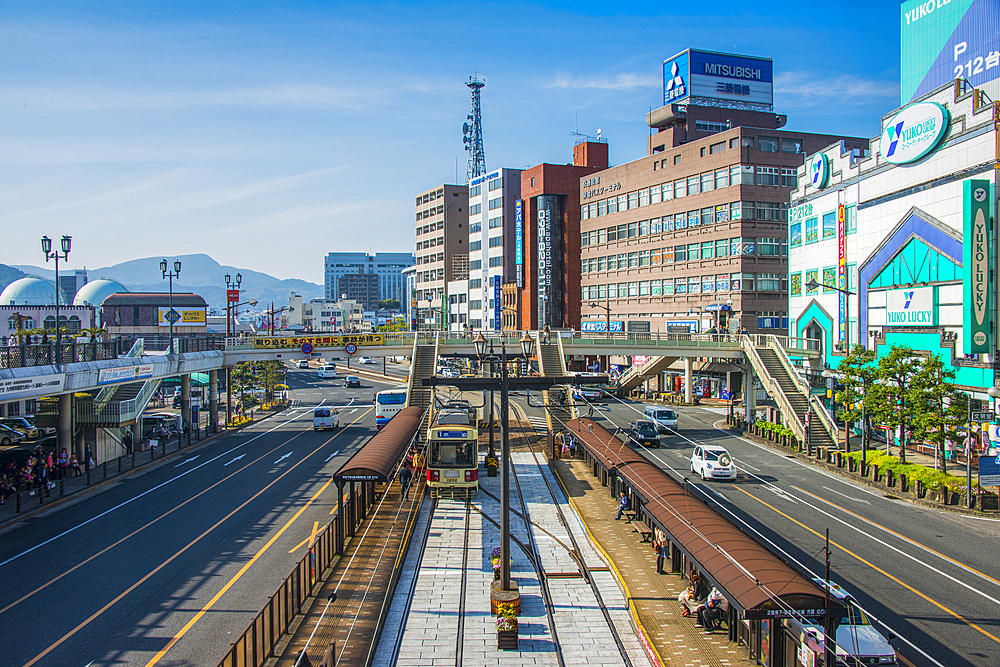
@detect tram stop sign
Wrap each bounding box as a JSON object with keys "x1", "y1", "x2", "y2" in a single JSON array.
[
  {"x1": 301, "y1": 342, "x2": 313, "y2": 355},
  {"x1": 345, "y1": 342, "x2": 358, "y2": 355},
  {"x1": 165, "y1": 309, "x2": 181, "y2": 324}
]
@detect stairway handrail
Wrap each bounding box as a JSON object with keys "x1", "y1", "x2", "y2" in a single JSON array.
[
  {"x1": 740, "y1": 336, "x2": 806, "y2": 443},
  {"x1": 765, "y1": 335, "x2": 810, "y2": 395},
  {"x1": 554, "y1": 333, "x2": 578, "y2": 421},
  {"x1": 809, "y1": 395, "x2": 841, "y2": 445}
]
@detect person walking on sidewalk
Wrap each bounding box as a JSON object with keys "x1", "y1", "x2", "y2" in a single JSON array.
[
  {"x1": 654, "y1": 527, "x2": 667, "y2": 574},
  {"x1": 398, "y1": 464, "x2": 413, "y2": 501},
  {"x1": 615, "y1": 491, "x2": 629, "y2": 520}
]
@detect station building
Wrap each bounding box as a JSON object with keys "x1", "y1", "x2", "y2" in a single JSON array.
[
  {"x1": 788, "y1": 80, "x2": 998, "y2": 398},
  {"x1": 579, "y1": 49, "x2": 867, "y2": 336}
]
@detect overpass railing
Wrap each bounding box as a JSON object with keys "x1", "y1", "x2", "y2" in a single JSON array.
[{"x1": 0, "y1": 338, "x2": 136, "y2": 370}]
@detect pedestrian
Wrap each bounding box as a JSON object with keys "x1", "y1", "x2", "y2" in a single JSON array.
[
  {"x1": 567, "y1": 432, "x2": 577, "y2": 458},
  {"x1": 398, "y1": 464, "x2": 413, "y2": 500},
  {"x1": 59, "y1": 448, "x2": 69, "y2": 478},
  {"x1": 654, "y1": 527, "x2": 667, "y2": 574},
  {"x1": 0, "y1": 474, "x2": 13, "y2": 504},
  {"x1": 614, "y1": 491, "x2": 628, "y2": 520},
  {"x1": 678, "y1": 569, "x2": 707, "y2": 616},
  {"x1": 85, "y1": 443, "x2": 94, "y2": 471},
  {"x1": 70, "y1": 453, "x2": 82, "y2": 476},
  {"x1": 696, "y1": 587, "x2": 729, "y2": 631},
  {"x1": 543, "y1": 324, "x2": 551, "y2": 344}
]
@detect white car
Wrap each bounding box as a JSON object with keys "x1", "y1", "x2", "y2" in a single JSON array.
[
  {"x1": 358, "y1": 356, "x2": 375, "y2": 364},
  {"x1": 297, "y1": 359, "x2": 310, "y2": 369},
  {"x1": 318, "y1": 363, "x2": 337, "y2": 379},
  {"x1": 312, "y1": 406, "x2": 340, "y2": 431},
  {"x1": 690, "y1": 445, "x2": 737, "y2": 481},
  {"x1": 643, "y1": 406, "x2": 678, "y2": 433}
]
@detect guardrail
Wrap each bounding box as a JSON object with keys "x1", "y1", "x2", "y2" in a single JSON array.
[
  {"x1": 0, "y1": 338, "x2": 136, "y2": 370},
  {"x1": 809, "y1": 395, "x2": 840, "y2": 444}
]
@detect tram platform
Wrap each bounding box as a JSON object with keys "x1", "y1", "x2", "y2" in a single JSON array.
[{"x1": 551, "y1": 455, "x2": 757, "y2": 667}]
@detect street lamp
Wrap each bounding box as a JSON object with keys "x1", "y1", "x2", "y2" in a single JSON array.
[
  {"x1": 41, "y1": 235, "x2": 71, "y2": 363},
  {"x1": 806, "y1": 278, "x2": 856, "y2": 353},
  {"x1": 588, "y1": 301, "x2": 612, "y2": 335},
  {"x1": 160, "y1": 259, "x2": 182, "y2": 351}
]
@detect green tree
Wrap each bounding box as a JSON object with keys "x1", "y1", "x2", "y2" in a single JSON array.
[
  {"x1": 378, "y1": 299, "x2": 401, "y2": 311},
  {"x1": 909, "y1": 353, "x2": 968, "y2": 473},
  {"x1": 868, "y1": 345, "x2": 921, "y2": 464},
  {"x1": 836, "y1": 344, "x2": 877, "y2": 453}
]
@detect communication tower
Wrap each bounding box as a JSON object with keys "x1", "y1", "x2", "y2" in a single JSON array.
[{"x1": 462, "y1": 74, "x2": 486, "y2": 184}]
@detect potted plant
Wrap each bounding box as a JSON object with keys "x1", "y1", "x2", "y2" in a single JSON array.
[
  {"x1": 496, "y1": 601, "x2": 519, "y2": 649},
  {"x1": 485, "y1": 453, "x2": 498, "y2": 477}
]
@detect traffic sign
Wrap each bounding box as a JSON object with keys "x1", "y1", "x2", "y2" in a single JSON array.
[
  {"x1": 973, "y1": 411, "x2": 995, "y2": 422},
  {"x1": 345, "y1": 343, "x2": 358, "y2": 355},
  {"x1": 979, "y1": 455, "x2": 1000, "y2": 487},
  {"x1": 301, "y1": 342, "x2": 313, "y2": 355},
  {"x1": 165, "y1": 309, "x2": 181, "y2": 324}
]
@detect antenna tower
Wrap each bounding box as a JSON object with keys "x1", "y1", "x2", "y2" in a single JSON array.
[{"x1": 462, "y1": 73, "x2": 486, "y2": 184}]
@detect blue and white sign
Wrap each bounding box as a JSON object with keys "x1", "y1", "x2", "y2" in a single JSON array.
[
  {"x1": 664, "y1": 49, "x2": 773, "y2": 108},
  {"x1": 582, "y1": 320, "x2": 624, "y2": 333},
  {"x1": 980, "y1": 454, "x2": 1000, "y2": 486},
  {"x1": 885, "y1": 286, "x2": 935, "y2": 326},
  {"x1": 515, "y1": 199, "x2": 524, "y2": 288},
  {"x1": 436, "y1": 430, "x2": 472, "y2": 439},
  {"x1": 97, "y1": 364, "x2": 154, "y2": 386},
  {"x1": 494, "y1": 282, "x2": 501, "y2": 331},
  {"x1": 810, "y1": 153, "x2": 830, "y2": 189},
  {"x1": 879, "y1": 102, "x2": 950, "y2": 165}
]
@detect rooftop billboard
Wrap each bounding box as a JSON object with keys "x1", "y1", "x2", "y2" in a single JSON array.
[{"x1": 662, "y1": 49, "x2": 773, "y2": 110}]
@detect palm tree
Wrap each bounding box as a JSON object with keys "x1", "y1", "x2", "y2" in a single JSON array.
[{"x1": 77, "y1": 326, "x2": 107, "y2": 342}]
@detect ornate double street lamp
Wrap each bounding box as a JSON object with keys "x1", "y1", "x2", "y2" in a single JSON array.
[
  {"x1": 41, "y1": 235, "x2": 71, "y2": 364},
  {"x1": 422, "y1": 332, "x2": 606, "y2": 597},
  {"x1": 160, "y1": 259, "x2": 182, "y2": 351}
]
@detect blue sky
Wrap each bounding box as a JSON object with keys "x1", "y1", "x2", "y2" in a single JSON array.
[{"x1": 1, "y1": 1, "x2": 901, "y2": 284}]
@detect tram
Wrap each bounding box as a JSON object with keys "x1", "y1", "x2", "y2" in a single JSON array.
[{"x1": 425, "y1": 406, "x2": 479, "y2": 499}]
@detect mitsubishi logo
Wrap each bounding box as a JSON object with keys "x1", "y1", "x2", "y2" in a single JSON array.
[{"x1": 666, "y1": 61, "x2": 684, "y2": 91}]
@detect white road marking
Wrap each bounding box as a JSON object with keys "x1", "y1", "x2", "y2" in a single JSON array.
[
  {"x1": 765, "y1": 486, "x2": 799, "y2": 504},
  {"x1": 174, "y1": 456, "x2": 200, "y2": 467},
  {"x1": 735, "y1": 458, "x2": 761, "y2": 472},
  {"x1": 349, "y1": 408, "x2": 358, "y2": 414},
  {"x1": 224, "y1": 454, "x2": 246, "y2": 467},
  {"x1": 821, "y1": 485, "x2": 870, "y2": 505},
  {"x1": 325, "y1": 449, "x2": 341, "y2": 462},
  {"x1": 274, "y1": 452, "x2": 292, "y2": 464}
]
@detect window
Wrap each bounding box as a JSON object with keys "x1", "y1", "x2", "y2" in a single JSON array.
[
  {"x1": 639, "y1": 250, "x2": 650, "y2": 267},
  {"x1": 662, "y1": 182, "x2": 674, "y2": 200},
  {"x1": 688, "y1": 243, "x2": 701, "y2": 261},
  {"x1": 758, "y1": 273, "x2": 781, "y2": 291},
  {"x1": 470, "y1": 222, "x2": 481, "y2": 233},
  {"x1": 715, "y1": 169, "x2": 729, "y2": 189},
  {"x1": 757, "y1": 237, "x2": 781, "y2": 256},
  {"x1": 489, "y1": 177, "x2": 503, "y2": 191},
  {"x1": 823, "y1": 211, "x2": 836, "y2": 239},
  {"x1": 663, "y1": 246, "x2": 674, "y2": 263},
  {"x1": 823, "y1": 267, "x2": 836, "y2": 292},
  {"x1": 730, "y1": 272, "x2": 742, "y2": 290},
  {"x1": 781, "y1": 138, "x2": 802, "y2": 154},
  {"x1": 701, "y1": 241, "x2": 714, "y2": 259},
  {"x1": 781, "y1": 168, "x2": 798, "y2": 188},
  {"x1": 470, "y1": 259, "x2": 482, "y2": 270},
  {"x1": 651, "y1": 248, "x2": 662, "y2": 265},
  {"x1": 756, "y1": 201, "x2": 783, "y2": 221},
  {"x1": 488, "y1": 256, "x2": 503, "y2": 267},
  {"x1": 674, "y1": 179, "x2": 686, "y2": 198},
  {"x1": 488, "y1": 236, "x2": 503, "y2": 248},
  {"x1": 589, "y1": 203, "x2": 598, "y2": 218},
  {"x1": 701, "y1": 172, "x2": 714, "y2": 193},
  {"x1": 489, "y1": 216, "x2": 503, "y2": 228},
  {"x1": 805, "y1": 269, "x2": 819, "y2": 294},
  {"x1": 730, "y1": 138, "x2": 739, "y2": 149},
  {"x1": 628, "y1": 282, "x2": 638, "y2": 297},
  {"x1": 696, "y1": 120, "x2": 727, "y2": 133},
  {"x1": 688, "y1": 277, "x2": 701, "y2": 294},
  {"x1": 790, "y1": 272, "x2": 802, "y2": 296},
  {"x1": 650, "y1": 186, "x2": 661, "y2": 205},
  {"x1": 598, "y1": 200, "x2": 607, "y2": 216},
  {"x1": 470, "y1": 203, "x2": 481, "y2": 215},
  {"x1": 675, "y1": 277, "x2": 688, "y2": 294},
  {"x1": 627, "y1": 191, "x2": 638, "y2": 209},
  {"x1": 469, "y1": 240, "x2": 481, "y2": 251},
  {"x1": 639, "y1": 188, "x2": 649, "y2": 207},
  {"x1": 687, "y1": 175, "x2": 700, "y2": 196},
  {"x1": 675, "y1": 245, "x2": 688, "y2": 262},
  {"x1": 663, "y1": 215, "x2": 675, "y2": 232},
  {"x1": 598, "y1": 284, "x2": 608, "y2": 299},
  {"x1": 488, "y1": 197, "x2": 502, "y2": 210},
  {"x1": 715, "y1": 204, "x2": 730, "y2": 223},
  {"x1": 598, "y1": 228, "x2": 607, "y2": 244},
  {"x1": 790, "y1": 222, "x2": 802, "y2": 247},
  {"x1": 628, "y1": 252, "x2": 638, "y2": 268},
  {"x1": 742, "y1": 136, "x2": 755, "y2": 148},
  {"x1": 598, "y1": 255, "x2": 607, "y2": 271},
  {"x1": 741, "y1": 273, "x2": 756, "y2": 291},
  {"x1": 710, "y1": 140, "x2": 726, "y2": 154},
  {"x1": 638, "y1": 219, "x2": 649, "y2": 236},
  {"x1": 674, "y1": 154, "x2": 682, "y2": 165},
  {"x1": 688, "y1": 210, "x2": 701, "y2": 228},
  {"x1": 470, "y1": 300, "x2": 482, "y2": 310},
  {"x1": 627, "y1": 222, "x2": 638, "y2": 238},
  {"x1": 805, "y1": 217, "x2": 818, "y2": 243},
  {"x1": 651, "y1": 279, "x2": 662, "y2": 295},
  {"x1": 700, "y1": 147, "x2": 706, "y2": 157},
  {"x1": 639, "y1": 281, "x2": 650, "y2": 296},
  {"x1": 846, "y1": 205, "x2": 858, "y2": 234},
  {"x1": 702, "y1": 275, "x2": 715, "y2": 292},
  {"x1": 730, "y1": 201, "x2": 743, "y2": 221},
  {"x1": 756, "y1": 166, "x2": 780, "y2": 186},
  {"x1": 758, "y1": 136, "x2": 779, "y2": 152},
  {"x1": 470, "y1": 279, "x2": 482, "y2": 289},
  {"x1": 607, "y1": 197, "x2": 618, "y2": 214},
  {"x1": 701, "y1": 207, "x2": 715, "y2": 225},
  {"x1": 716, "y1": 238, "x2": 729, "y2": 258},
  {"x1": 716, "y1": 273, "x2": 730, "y2": 291},
  {"x1": 581, "y1": 232, "x2": 590, "y2": 247},
  {"x1": 618, "y1": 194, "x2": 627, "y2": 211},
  {"x1": 470, "y1": 185, "x2": 481, "y2": 197}
]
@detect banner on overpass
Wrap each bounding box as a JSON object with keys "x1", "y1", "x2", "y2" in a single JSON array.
[
  {"x1": 253, "y1": 333, "x2": 385, "y2": 349},
  {"x1": 0, "y1": 374, "x2": 65, "y2": 401},
  {"x1": 97, "y1": 364, "x2": 154, "y2": 386}
]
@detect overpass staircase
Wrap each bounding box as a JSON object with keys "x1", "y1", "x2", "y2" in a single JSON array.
[
  {"x1": 536, "y1": 334, "x2": 577, "y2": 433},
  {"x1": 741, "y1": 335, "x2": 838, "y2": 451},
  {"x1": 616, "y1": 355, "x2": 679, "y2": 394},
  {"x1": 406, "y1": 334, "x2": 438, "y2": 416}
]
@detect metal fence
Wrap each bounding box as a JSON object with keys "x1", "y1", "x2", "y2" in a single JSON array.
[{"x1": 0, "y1": 338, "x2": 135, "y2": 369}]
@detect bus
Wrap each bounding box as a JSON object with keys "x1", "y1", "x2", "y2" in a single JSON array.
[
  {"x1": 374, "y1": 388, "x2": 408, "y2": 429},
  {"x1": 426, "y1": 407, "x2": 478, "y2": 499}
]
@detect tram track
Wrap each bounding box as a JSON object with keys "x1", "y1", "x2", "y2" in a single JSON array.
[{"x1": 456, "y1": 502, "x2": 470, "y2": 667}]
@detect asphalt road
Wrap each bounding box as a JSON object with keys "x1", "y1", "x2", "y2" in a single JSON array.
[
  {"x1": 0, "y1": 363, "x2": 401, "y2": 667},
  {"x1": 514, "y1": 394, "x2": 1000, "y2": 667}
]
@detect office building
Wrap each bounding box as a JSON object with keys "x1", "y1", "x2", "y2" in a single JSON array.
[
  {"x1": 579, "y1": 49, "x2": 866, "y2": 336},
  {"x1": 337, "y1": 269, "x2": 380, "y2": 309},
  {"x1": 323, "y1": 252, "x2": 415, "y2": 306},
  {"x1": 58, "y1": 268, "x2": 88, "y2": 304},
  {"x1": 414, "y1": 184, "x2": 469, "y2": 329},
  {"x1": 789, "y1": 80, "x2": 997, "y2": 397},
  {"x1": 516, "y1": 140, "x2": 609, "y2": 330},
  {"x1": 468, "y1": 168, "x2": 521, "y2": 330}
]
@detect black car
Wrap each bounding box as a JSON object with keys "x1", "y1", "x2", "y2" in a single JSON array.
[{"x1": 628, "y1": 419, "x2": 660, "y2": 448}]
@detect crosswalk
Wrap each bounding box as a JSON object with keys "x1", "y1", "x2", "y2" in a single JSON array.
[{"x1": 526, "y1": 416, "x2": 548, "y2": 432}]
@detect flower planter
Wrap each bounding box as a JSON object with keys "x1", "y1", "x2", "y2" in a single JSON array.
[
  {"x1": 487, "y1": 465, "x2": 498, "y2": 477},
  {"x1": 497, "y1": 628, "x2": 519, "y2": 650}
]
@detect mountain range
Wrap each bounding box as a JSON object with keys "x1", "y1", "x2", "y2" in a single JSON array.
[{"x1": 3, "y1": 254, "x2": 324, "y2": 311}]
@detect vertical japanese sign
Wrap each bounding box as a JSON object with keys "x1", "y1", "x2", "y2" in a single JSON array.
[
  {"x1": 494, "y1": 282, "x2": 502, "y2": 331},
  {"x1": 837, "y1": 203, "x2": 846, "y2": 343},
  {"x1": 515, "y1": 199, "x2": 524, "y2": 288},
  {"x1": 964, "y1": 179, "x2": 992, "y2": 354},
  {"x1": 536, "y1": 195, "x2": 563, "y2": 328},
  {"x1": 441, "y1": 294, "x2": 448, "y2": 330}
]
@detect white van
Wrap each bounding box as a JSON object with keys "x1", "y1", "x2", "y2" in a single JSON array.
[
  {"x1": 318, "y1": 363, "x2": 337, "y2": 379},
  {"x1": 644, "y1": 406, "x2": 678, "y2": 433},
  {"x1": 312, "y1": 406, "x2": 340, "y2": 431}
]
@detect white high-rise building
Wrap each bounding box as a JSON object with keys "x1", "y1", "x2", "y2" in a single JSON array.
[{"x1": 467, "y1": 168, "x2": 521, "y2": 330}]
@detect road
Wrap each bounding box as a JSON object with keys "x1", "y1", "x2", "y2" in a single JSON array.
[
  {"x1": 514, "y1": 394, "x2": 1000, "y2": 667},
  {"x1": 0, "y1": 364, "x2": 398, "y2": 667}
]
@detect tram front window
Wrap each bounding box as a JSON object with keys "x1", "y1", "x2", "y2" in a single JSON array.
[{"x1": 431, "y1": 441, "x2": 475, "y2": 466}]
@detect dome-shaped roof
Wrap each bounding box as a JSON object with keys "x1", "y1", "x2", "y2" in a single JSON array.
[
  {"x1": 0, "y1": 277, "x2": 57, "y2": 306},
  {"x1": 73, "y1": 278, "x2": 129, "y2": 306}
]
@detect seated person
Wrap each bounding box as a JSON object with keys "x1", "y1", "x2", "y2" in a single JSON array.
[
  {"x1": 696, "y1": 587, "x2": 729, "y2": 631},
  {"x1": 678, "y1": 570, "x2": 708, "y2": 616}
]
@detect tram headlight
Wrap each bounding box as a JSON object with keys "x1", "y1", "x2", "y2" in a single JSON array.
[{"x1": 465, "y1": 469, "x2": 478, "y2": 482}]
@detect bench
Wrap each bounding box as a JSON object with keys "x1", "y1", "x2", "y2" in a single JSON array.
[
  {"x1": 638, "y1": 530, "x2": 653, "y2": 543},
  {"x1": 625, "y1": 511, "x2": 639, "y2": 522}
]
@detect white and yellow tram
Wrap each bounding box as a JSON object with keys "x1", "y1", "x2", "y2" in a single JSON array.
[{"x1": 425, "y1": 407, "x2": 479, "y2": 499}]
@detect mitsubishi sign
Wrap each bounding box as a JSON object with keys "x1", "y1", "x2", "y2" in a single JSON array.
[{"x1": 663, "y1": 48, "x2": 773, "y2": 110}]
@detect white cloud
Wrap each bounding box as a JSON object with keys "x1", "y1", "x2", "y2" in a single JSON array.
[
  {"x1": 775, "y1": 71, "x2": 898, "y2": 106},
  {"x1": 545, "y1": 71, "x2": 660, "y2": 91}
]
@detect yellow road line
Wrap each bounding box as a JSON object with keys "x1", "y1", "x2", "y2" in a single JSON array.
[
  {"x1": 792, "y1": 485, "x2": 1000, "y2": 588},
  {"x1": 731, "y1": 485, "x2": 1000, "y2": 646},
  {"x1": 289, "y1": 520, "x2": 321, "y2": 553}
]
